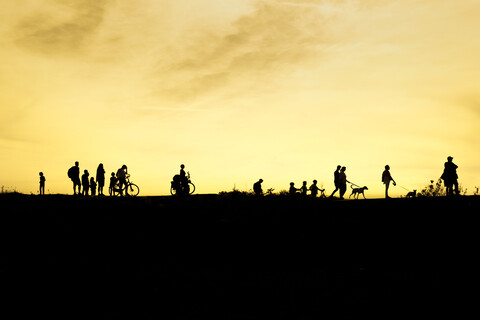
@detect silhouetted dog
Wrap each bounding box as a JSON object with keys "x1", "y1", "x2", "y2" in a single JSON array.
[
  {"x1": 406, "y1": 190, "x2": 416, "y2": 198},
  {"x1": 349, "y1": 186, "x2": 368, "y2": 199}
]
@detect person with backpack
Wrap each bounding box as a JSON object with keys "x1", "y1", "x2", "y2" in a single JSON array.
[{"x1": 68, "y1": 161, "x2": 81, "y2": 195}]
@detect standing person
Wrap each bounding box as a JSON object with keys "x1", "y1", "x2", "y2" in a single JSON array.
[
  {"x1": 90, "y1": 177, "x2": 97, "y2": 196},
  {"x1": 382, "y1": 165, "x2": 396, "y2": 198},
  {"x1": 253, "y1": 179, "x2": 263, "y2": 196},
  {"x1": 68, "y1": 161, "x2": 81, "y2": 195},
  {"x1": 329, "y1": 165, "x2": 342, "y2": 198},
  {"x1": 109, "y1": 172, "x2": 117, "y2": 196},
  {"x1": 441, "y1": 156, "x2": 459, "y2": 196},
  {"x1": 116, "y1": 165, "x2": 128, "y2": 195},
  {"x1": 81, "y1": 170, "x2": 90, "y2": 196},
  {"x1": 39, "y1": 172, "x2": 46, "y2": 195},
  {"x1": 338, "y1": 167, "x2": 349, "y2": 199},
  {"x1": 179, "y1": 164, "x2": 187, "y2": 195},
  {"x1": 96, "y1": 163, "x2": 106, "y2": 196}
]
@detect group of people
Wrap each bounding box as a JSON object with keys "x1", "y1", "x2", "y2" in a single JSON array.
[
  {"x1": 251, "y1": 157, "x2": 459, "y2": 199},
  {"x1": 38, "y1": 157, "x2": 459, "y2": 198},
  {"x1": 67, "y1": 162, "x2": 129, "y2": 196}
]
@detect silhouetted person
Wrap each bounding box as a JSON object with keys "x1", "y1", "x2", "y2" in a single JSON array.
[
  {"x1": 309, "y1": 180, "x2": 321, "y2": 197},
  {"x1": 82, "y1": 170, "x2": 90, "y2": 196},
  {"x1": 179, "y1": 164, "x2": 187, "y2": 195},
  {"x1": 329, "y1": 165, "x2": 341, "y2": 198},
  {"x1": 90, "y1": 177, "x2": 97, "y2": 196},
  {"x1": 109, "y1": 172, "x2": 117, "y2": 196},
  {"x1": 338, "y1": 167, "x2": 349, "y2": 199},
  {"x1": 300, "y1": 181, "x2": 308, "y2": 196},
  {"x1": 253, "y1": 179, "x2": 263, "y2": 196},
  {"x1": 39, "y1": 172, "x2": 46, "y2": 195},
  {"x1": 96, "y1": 163, "x2": 105, "y2": 196},
  {"x1": 116, "y1": 165, "x2": 128, "y2": 195},
  {"x1": 68, "y1": 161, "x2": 81, "y2": 195},
  {"x1": 441, "y1": 156, "x2": 459, "y2": 196},
  {"x1": 382, "y1": 165, "x2": 396, "y2": 198},
  {"x1": 289, "y1": 182, "x2": 299, "y2": 195}
]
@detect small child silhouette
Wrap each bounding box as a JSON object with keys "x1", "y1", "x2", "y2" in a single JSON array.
[
  {"x1": 39, "y1": 172, "x2": 46, "y2": 195},
  {"x1": 109, "y1": 172, "x2": 117, "y2": 196},
  {"x1": 289, "y1": 182, "x2": 298, "y2": 195},
  {"x1": 90, "y1": 177, "x2": 97, "y2": 196},
  {"x1": 300, "y1": 181, "x2": 308, "y2": 196}
]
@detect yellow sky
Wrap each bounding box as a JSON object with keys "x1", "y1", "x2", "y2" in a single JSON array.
[{"x1": 1, "y1": 0, "x2": 479, "y2": 197}]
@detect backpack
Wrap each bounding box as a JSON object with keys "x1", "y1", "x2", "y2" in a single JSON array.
[{"x1": 67, "y1": 166, "x2": 75, "y2": 179}]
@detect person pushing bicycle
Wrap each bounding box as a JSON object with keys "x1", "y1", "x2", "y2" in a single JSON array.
[{"x1": 116, "y1": 165, "x2": 128, "y2": 195}]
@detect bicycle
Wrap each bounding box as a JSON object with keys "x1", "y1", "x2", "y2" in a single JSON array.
[
  {"x1": 170, "y1": 171, "x2": 195, "y2": 196},
  {"x1": 112, "y1": 174, "x2": 140, "y2": 197}
]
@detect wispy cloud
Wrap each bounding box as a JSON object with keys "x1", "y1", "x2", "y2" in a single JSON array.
[
  {"x1": 151, "y1": 0, "x2": 331, "y2": 103},
  {"x1": 14, "y1": 0, "x2": 108, "y2": 56}
]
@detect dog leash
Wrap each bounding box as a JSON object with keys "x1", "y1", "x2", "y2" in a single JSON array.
[{"x1": 397, "y1": 185, "x2": 412, "y2": 192}]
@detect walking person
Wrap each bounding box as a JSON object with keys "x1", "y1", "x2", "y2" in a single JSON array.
[
  {"x1": 382, "y1": 165, "x2": 396, "y2": 198},
  {"x1": 81, "y1": 170, "x2": 90, "y2": 196},
  {"x1": 96, "y1": 163, "x2": 106, "y2": 196},
  {"x1": 338, "y1": 166, "x2": 349, "y2": 199},
  {"x1": 39, "y1": 172, "x2": 46, "y2": 195},
  {"x1": 329, "y1": 165, "x2": 341, "y2": 198},
  {"x1": 67, "y1": 161, "x2": 81, "y2": 195}
]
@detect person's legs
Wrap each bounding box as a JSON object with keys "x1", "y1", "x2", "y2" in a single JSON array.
[
  {"x1": 385, "y1": 181, "x2": 391, "y2": 198},
  {"x1": 330, "y1": 185, "x2": 339, "y2": 197}
]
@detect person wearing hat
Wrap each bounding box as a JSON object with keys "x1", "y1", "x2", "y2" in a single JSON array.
[{"x1": 441, "y1": 156, "x2": 459, "y2": 196}]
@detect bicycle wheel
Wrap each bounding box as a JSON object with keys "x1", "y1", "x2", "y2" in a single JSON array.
[
  {"x1": 188, "y1": 182, "x2": 195, "y2": 195},
  {"x1": 127, "y1": 183, "x2": 140, "y2": 197}
]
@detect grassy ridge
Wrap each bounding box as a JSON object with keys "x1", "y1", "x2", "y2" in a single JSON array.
[{"x1": 1, "y1": 194, "x2": 478, "y2": 318}]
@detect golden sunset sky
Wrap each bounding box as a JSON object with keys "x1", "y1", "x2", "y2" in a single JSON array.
[{"x1": 1, "y1": 0, "x2": 479, "y2": 197}]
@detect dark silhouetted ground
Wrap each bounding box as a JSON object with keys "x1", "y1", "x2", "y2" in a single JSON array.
[{"x1": 1, "y1": 194, "x2": 478, "y2": 319}]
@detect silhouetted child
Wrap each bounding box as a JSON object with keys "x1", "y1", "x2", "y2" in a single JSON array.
[
  {"x1": 289, "y1": 182, "x2": 298, "y2": 195},
  {"x1": 90, "y1": 177, "x2": 97, "y2": 196},
  {"x1": 309, "y1": 180, "x2": 321, "y2": 197},
  {"x1": 39, "y1": 172, "x2": 46, "y2": 195},
  {"x1": 82, "y1": 170, "x2": 90, "y2": 196},
  {"x1": 109, "y1": 172, "x2": 117, "y2": 196},
  {"x1": 300, "y1": 181, "x2": 308, "y2": 196}
]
